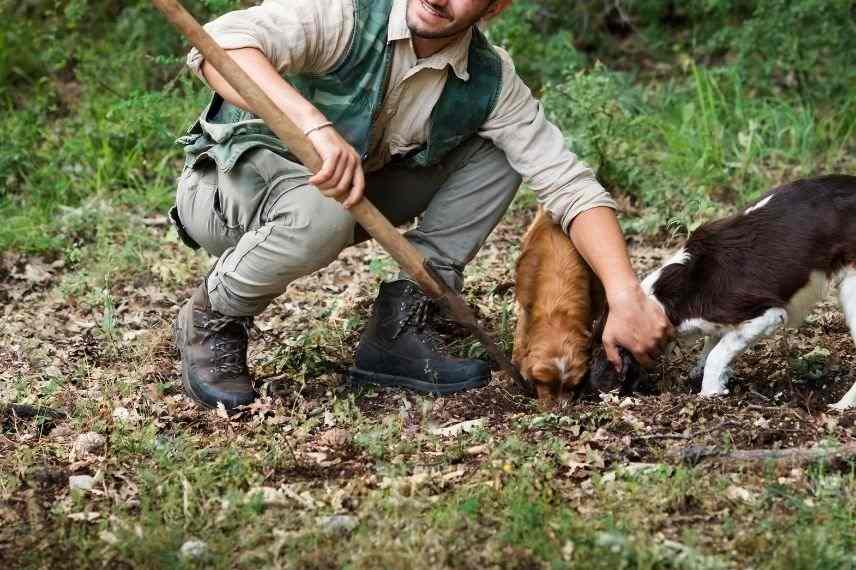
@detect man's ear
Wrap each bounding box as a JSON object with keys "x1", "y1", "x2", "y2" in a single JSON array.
[{"x1": 484, "y1": 0, "x2": 513, "y2": 20}]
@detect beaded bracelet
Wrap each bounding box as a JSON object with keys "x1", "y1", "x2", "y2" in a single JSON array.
[{"x1": 303, "y1": 121, "x2": 334, "y2": 137}]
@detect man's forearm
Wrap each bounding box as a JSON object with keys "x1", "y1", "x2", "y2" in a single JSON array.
[
  {"x1": 569, "y1": 206, "x2": 672, "y2": 368},
  {"x1": 200, "y1": 47, "x2": 328, "y2": 133},
  {"x1": 567, "y1": 206, "x2": 640, "y2": 299}
]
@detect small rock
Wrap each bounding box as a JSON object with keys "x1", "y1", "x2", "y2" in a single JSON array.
[
  {"x1": 725, "y1": 485, "x2": 757, "y2": 503},
  {"x1": 20, "y1": 261, "x2": 53, "y2": 283},
  {"x1": 323, "y1": 409, "x2": 337, "y2": 427},
  {"x1": 317, "y1": 515, "x2": 358, "y2": 535},
  {"x1": 562, "y1": 540, "x2": 575, "y2": 562},
  {"x1": 69, "y1": 475, "x2": 96, "y2": 491},
  {"x1": 179, "y1": 539, "x2": 208, "y2": 560},
  {"x1": 112, "y1": 407, "x2": 132, "y2": 423},
  {"x1": 99, "y1": 530, "x2": 120, "y2": 545},
  {"x1": 619, "y1": 397, "x2": 637, "y2": 408},
  {"x1": 44, "y1": 366, "x2": 63, "y2": 378},
  {"x1": 591, "y1": 427, "x2": 610, "y2": 441},
  {"x1": 73, "y1": 432, "x2": 106, "y2": 456}
]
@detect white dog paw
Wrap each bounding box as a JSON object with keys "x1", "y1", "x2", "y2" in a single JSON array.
[
  {"x1": 699, "y1": 389, "x2": 729, "y2": 399},
  {"x1": 828, "y1": 401, "x2": 855, "y2": 412}
]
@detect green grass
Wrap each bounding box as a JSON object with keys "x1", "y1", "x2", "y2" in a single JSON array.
[
  {"x1": 0, "y1": 82, "x2": 202, "y2": 253},
  {"x1": 541, "y1": 62, "x2": 856, "y2": 235},
  {"x1": 20, "y1": 447, "x2": 849, "y2": 569},
  {"x1": 3, "y1": 1, "x2": 855, "y2": 254},
  {"x1": 0, "y1": 0, "x2": 229, "y2": 254},
  {"x1": 4, "y1": 1, "x2": 856, "y2": 568}
]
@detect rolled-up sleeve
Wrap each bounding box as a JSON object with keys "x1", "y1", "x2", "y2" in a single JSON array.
[
  {"x1": 479, "y1": 47, "x2": 617, "y2": 233},
  {"x1": 187, "y1": 0, "x2": 355, "y2": 80}
]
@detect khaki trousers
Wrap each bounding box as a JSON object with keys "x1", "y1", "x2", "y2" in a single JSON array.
[{"x1": 175, "y1": 136, "x2": 521, "y2": 317}]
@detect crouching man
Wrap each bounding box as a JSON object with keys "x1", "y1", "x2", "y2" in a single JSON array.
[{"x1": 171, "y1": 0, "x2": 671, "y2": 410}]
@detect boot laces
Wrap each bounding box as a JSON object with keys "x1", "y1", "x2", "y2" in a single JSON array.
[
  {"x1": 198, "y1": 313, "x2": 252, "y2": 375},
  {"x1": 392, "y1": 295, "x2": 443, "y2": 348}
]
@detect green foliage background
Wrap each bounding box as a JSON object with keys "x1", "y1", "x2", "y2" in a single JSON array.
[{"x1": 1, "y1": 0, "x2": 854, "y2": 252}]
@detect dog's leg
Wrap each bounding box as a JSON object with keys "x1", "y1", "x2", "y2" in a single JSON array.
[
  {"x1": 512, "y1": 303, "x2": 528, "y2": 366},
  {"x1": 831, "y1": 269, "x2": 856, "y2": 410},
  {"x1": 690, "y1": 335, "x2": 721, "y2": 381},
  {"x1": 700, "y1": 308, "x2": 787, "y2": 397}
]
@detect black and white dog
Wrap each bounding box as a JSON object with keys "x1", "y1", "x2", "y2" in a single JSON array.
[{"x1": 614, "y1": 175, "x2": 856, "y2": 410}]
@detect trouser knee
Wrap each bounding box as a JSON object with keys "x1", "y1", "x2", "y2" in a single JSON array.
[{"x1": 207, "y1": 185, "x2": 354, "y2": 316}]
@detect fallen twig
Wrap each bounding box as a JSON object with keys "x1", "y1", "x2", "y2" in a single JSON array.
[
  {"x1": 673, "y1": 443, "x2": 856, "y2": 465},
  {"x1": 635, "y1": 419, "x2": 739, "y2": 442},
  {"x1": 1, "y1": 403, "x2": 67, "y2": 420},
  {"x1": 692, "y1": 419, "x2": 739, "y2": 436},
  {"x1": 745, "y1": 404, "x2": 783, "y2": 412},
  {"x1": 748, "y1": 390, "x2": 771, "y2": 402},
  {"x1": 634, "y1": 433, "x2": 690, "y2": 441}
]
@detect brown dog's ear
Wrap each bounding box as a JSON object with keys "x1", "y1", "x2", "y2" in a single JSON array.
[{"x1": 530, "y1": 362, "x2": 557, "y2": 382}]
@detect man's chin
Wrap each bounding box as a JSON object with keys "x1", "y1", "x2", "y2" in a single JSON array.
[
  {"x1": 408, "y1": 25, "x2": 459, "y2": 40},
  {"x1": 405, "y1": 15, "x2": 458, "y2": 40}
]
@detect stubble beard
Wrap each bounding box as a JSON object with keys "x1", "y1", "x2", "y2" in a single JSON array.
[{"x1": 406, "y1": 0, "x2": 484, "y2": 39}]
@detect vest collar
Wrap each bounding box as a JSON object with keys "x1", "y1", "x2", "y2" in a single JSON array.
[{"x1": 388, "y1": 0, "x2": 472, "y2": 81}]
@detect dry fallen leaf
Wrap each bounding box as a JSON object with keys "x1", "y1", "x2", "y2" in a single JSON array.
[
  {"x1": 99, "y1": 530, "x2": 120, "y2": 545},
  {"x1": 71, "y1": 432, "x2": 107, "y2": 460},
  {"x1": 246, "y1": 487, "x2": 288, "y2": 507},
  {"x1": 428, "y1": 418, "x2": 486, "y2": 437},
  {"x1": 67, "y1": 512, "x2": 101, "y2": 522},
  {"x1": 319, "y1": 428, "x2": 352, "y2": 448}
]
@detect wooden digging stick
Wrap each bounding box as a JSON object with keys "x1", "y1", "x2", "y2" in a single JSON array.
[{"x1": 151, "y1": 0, "x2": 531, "y2": 394}]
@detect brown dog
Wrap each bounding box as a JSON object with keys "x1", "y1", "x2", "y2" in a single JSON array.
[{"x1": 513, "y1": 208, "x2": 602, "y2": 403}]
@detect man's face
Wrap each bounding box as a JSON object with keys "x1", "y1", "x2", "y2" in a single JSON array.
[{"x1": 406, "y1": 0, "x2": 496, "y2": 39}]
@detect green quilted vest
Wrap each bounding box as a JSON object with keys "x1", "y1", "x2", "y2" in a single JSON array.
[{"x1": 180, "y1": 0, "x2": 503, "y2": 171}]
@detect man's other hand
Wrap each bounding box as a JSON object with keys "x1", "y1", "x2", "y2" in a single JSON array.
[
  {"x1": 307, "y1": 126, "x2": 366, "y2": 209},
  {"x1": 602, "y1": 284, "x2": 673, "y2": 371}
]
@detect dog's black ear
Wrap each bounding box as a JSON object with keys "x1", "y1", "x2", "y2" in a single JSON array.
[
  {"x1": 587, "y1": 342, "x2": 625, "y2": 393},
  {"x1": 617, "y1": 349, "x2": 647, "y2": 396},
  {"x1": 587, "y1": 303, "x2": 622, "y2": 392},
  {"x1": 587, "y1": 295, "x2": 649, "y2": 395}
]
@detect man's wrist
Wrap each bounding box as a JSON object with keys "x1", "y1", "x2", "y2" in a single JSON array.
[
  {"x1": 605, "y1": 279, "x2": 645, "y2": 305},
  {"x1": 285, "y1": 106, "x2": 328, "y2": 134},
  {"x1": 303, "y1": 121, "x2": 334, "y2": 137}
]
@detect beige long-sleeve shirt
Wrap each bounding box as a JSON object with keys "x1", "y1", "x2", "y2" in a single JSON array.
[{"x1": 187, "y1": 0, "x2": 617, "y2": 231}]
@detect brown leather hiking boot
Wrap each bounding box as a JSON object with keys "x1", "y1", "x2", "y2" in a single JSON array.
[{"x1": 173, "y1": 285, "x2": 256, "y2": 410}]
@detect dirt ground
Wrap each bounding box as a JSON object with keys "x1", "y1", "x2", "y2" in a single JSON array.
[{"x1": 2, "y1": 206, "x2": 855, "y2": 568}]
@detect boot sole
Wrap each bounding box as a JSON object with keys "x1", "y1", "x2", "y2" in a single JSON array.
[{"x1": 347, "y1": 367, "x2": 488, "y2": 395}]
